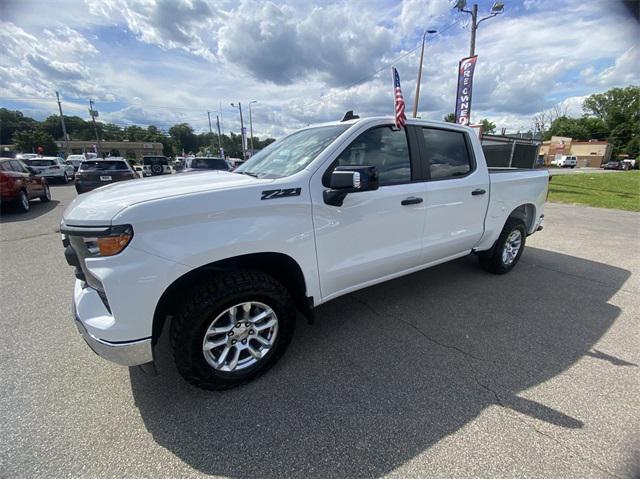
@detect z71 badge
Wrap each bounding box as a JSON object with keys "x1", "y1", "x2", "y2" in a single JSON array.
[{"x1": 261, "y1": 188, "x2": 302, "y2": 200}]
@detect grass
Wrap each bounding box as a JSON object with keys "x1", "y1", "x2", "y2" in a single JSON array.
[{"x1": 548, "y1": 170, "x2": 640, "y2": 212}]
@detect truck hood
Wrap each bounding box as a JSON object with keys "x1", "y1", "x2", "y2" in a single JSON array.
[{"x1": 63, "y1": 171, "x2": 266, "y2": 225}]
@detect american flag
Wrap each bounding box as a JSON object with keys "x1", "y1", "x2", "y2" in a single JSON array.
[{"x1": 393, "y1": 67, "x2": 407, "y2": 129}]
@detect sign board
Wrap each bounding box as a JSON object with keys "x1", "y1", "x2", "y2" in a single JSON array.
[{"x1": 454, "y1": 55, "x2": 478, "y2": 126}]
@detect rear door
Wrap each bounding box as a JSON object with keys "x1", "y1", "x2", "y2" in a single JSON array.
[
  {"x1": 311, "y1": 124, "x2": 428, "y2": 300},
  {"x1": 416, "y1": 126, "x2": 490, "y2": 263}
]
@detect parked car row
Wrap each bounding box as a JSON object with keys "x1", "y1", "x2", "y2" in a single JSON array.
[{"x1": 2, "y1": 152, "x2": 240, "y2": 211}]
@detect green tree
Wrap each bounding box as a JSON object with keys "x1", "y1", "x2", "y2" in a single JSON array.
[
  {"x1": 0, "y1": 108, "x2": 38, "y2": 144},
  {"x1": 13, "y1": 129, "x2": 58, "y2": 155},
  {"x1": 583, "y1": 86, "x2": 640, "y2": 156},
  {"x1": 169, "y1": 123, "x2": 198, "y2": 154},
  {"x1": 480, "y1": 118, "x2": 496, "y2": 134},
  {"x1": 443, "y1": 112, "x2": 456, "y2": 123}
]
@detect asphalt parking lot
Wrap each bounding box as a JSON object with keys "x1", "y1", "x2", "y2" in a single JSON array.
[{"x1": 1, "y1": 183, "x2": 638, "y2": 478}]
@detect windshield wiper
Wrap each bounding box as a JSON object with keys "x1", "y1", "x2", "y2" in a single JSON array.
[{"x1": 236, "y1": 171, "x2": 259, "y2": 178}]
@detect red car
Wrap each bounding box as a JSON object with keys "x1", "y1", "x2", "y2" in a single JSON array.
[{"x1": 0, "y1": 158, "x2": 51, "y2": 212}]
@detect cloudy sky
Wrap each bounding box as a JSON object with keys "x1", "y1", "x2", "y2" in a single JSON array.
[{"x1": 1, "y1": 0, "x2": 638, "y2": 138}]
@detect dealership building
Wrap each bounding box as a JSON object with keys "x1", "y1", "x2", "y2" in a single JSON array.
[
  {"x1": 55, "y1": 140, "x2": 164, "y2": 160},
  {"x1": 539, "y1": 137, "x2": 613, "y2": 167}
]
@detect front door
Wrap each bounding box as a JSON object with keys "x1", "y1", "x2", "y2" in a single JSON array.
[{"x1": 311, "y1": 124, "x2": 428, "y2": 301}]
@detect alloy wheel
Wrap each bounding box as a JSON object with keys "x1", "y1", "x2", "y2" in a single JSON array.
[
  {"x1": 502, "y1": 229, "x2": 522, "y2": 265},
  {"x1": 202, "y1": 302, "x2": 279, "y2": 372}
]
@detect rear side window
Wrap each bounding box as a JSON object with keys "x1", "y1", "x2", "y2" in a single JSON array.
[
  {"x1": 0, "y1": 161, "x2": 12, "y2": 171},
  {"x1": 331, "y1": 126, "x2": 411, "y2": 186},
  {"x1": 421, "y1": 128, "x2": 472, "y2": 179}
]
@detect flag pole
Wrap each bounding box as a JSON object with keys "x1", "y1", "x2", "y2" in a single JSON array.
[{"x1": 392, "y1": 66, "x2": 397, "y2": 129}]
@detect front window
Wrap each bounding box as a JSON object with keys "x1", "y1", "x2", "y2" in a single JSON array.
[
  {"x1": 326, "y1": 126, "x2": 411, "y2": 186},
  {"x1": 79, "y1": 161, "x2": 129, "y2": 171},
  {"x1": 236, "y1": 125, "x2": 349, "y2": 179}
]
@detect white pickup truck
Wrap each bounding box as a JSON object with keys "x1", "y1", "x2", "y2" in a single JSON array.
[{"x1": 61, "y1": 117, "x2": 549, "y2": 390}]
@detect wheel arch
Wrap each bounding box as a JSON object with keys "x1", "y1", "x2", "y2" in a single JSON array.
[
  {"x1": 508, "y1": 203, "x2": 537, "y2": 234},
  {"x1": 152, "y1": 252, "x2": 309, "y2": 344}
]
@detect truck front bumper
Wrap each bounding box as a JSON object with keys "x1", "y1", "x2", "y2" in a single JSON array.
[{"x1": 73, "y1": 281, "x2": 153, "y2": 366}]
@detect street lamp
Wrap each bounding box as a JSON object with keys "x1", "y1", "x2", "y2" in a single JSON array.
[
  {"x1": 248, "y1": 100, "x2": 257, "y2": 156},
  {"x1": 412, "y1": 29, "x2": 437, "y2": 118},
  {"x1": 456, "y1": 1, "x2": 505, "y2": 56},
  {"x1": 230, "y1": 102, "x2": 246, "y2": 161}
]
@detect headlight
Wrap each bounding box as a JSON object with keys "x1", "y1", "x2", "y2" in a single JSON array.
[{"x1": 81, "y1": 226, "x2": 133, "y2": 257}]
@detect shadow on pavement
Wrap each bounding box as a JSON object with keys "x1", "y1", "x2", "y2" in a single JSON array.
[
  {"x1": 0, "y1": 200, "x2": 60, "y2": 223},
  {"x1": 130, "y1": 247, "x2": 630, "y2": 478}
]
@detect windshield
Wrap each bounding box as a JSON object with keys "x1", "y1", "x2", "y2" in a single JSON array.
[
  {"x1": 25, "y1": 159, "x2": 56, "y2": 166},
  {"x1": 80, "y1": 161, "x2": 129, "y2": 171},
  {"x1": 188, "y1": 158, "x2": 229, "y2": 170},
  {"x1": 236, "y1": 125, "x2": 349, "y2": 178}
]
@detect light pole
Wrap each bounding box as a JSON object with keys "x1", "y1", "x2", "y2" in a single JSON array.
[
  {"x1": 230, "y1": 102, "x2": 246, "y2": 161},
  {"x1": 248, "y1": 101, "x2": 257, "y2": 156},
  {"x1": 456, "y1": 1, "x2": 504, "y2": 57},
  {"x1": 412, "y1": 29, "x2": 437, "y2": 118}
]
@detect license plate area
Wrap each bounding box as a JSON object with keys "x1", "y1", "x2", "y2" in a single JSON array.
[{"x1": 100, "y1": 175, "x2": 112, "y2": 181}]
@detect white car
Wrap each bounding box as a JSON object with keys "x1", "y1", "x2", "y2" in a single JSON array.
[
  {"x1": 67, "y1": 153, "x2": 98, "y2": 171},
  {"x1": 61, "y1": 116, "x2": 549, "y2": 390},
  {"x1": 552, "y1": 155, "x2": 577, "y2": 168},
  {"x1": 24, "y1": 157, "x2": 75, "y2": 183}
]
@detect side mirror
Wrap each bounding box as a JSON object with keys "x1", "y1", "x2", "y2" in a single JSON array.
[
  {"x1": 323, "y1": 165, "x2": 379, "y2": 207},
  {"x1": 26, "y1": 166, "x2": 37, "y2": 175}
]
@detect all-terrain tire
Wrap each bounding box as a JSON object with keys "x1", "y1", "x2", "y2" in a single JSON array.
[
  {"x1": 478, "y1": 218, "x2": 527, "y2": 274},
  {"x1": 170, "y1": 270, "x2": 296, "y2": 390}
]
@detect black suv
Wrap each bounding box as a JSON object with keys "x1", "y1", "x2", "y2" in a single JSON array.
[{"x1": 142, "y1": 156, "x2": 171, "y2": 176}]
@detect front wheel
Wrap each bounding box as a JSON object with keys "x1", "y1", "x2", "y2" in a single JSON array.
[
  {"x1": 62, "y1": 173, "x2": 69, "y2": 184},
  {"x1": 478, "y1": 218, "x2": 526, "y2": 274},
  {"x1": 16, "y1": 190, "x2": 30, "y2": 212},
  {"x1": 39, "y1": 183, "x2": 51, "y2": 202},
  {"x1": 170, "y1": 270, "x2": 296, "y2": 390}
]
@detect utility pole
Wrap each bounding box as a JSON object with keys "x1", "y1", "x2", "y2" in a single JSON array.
[
  {"x1": 230, "y1": 102, "x2": 246, "y2": 161},
  {"x1": 456, "y1": 1, "x2": 504, "y2": 57},
  {"x1": 412, "y1": 29, "x2": 437, "y2": 118},
  {"x1": 88, "y1": 98, "x2": 102, "y2": 157},
  {"x1": 207, "y1": 111, "x2": 214, "y2": 155},
  {"x1": 248, "y1": 101, "x2": 257, "y2": 156},
  {"x1": 56, "y1": 92, "x2": 71, "y2": 158},
  {"x1": 216, "y1": 115, "x2": 222, "y2": 155}
]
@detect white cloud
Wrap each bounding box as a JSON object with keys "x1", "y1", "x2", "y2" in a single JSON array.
[{"x1": 2, "y1": 0, "x2": 638, "y2": 139}]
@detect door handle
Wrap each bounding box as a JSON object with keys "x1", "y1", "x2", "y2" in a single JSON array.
[
  {"x1": 401, "y1": 196, "x2": 423, "y2": 206},
  {"x1": 471, "y1": 189, "x2": 486, "y2": 196}
]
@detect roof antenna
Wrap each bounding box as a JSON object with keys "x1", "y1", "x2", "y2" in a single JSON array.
[{"x1": 341, "y1": 110, "x2": 360, "y2": 122}]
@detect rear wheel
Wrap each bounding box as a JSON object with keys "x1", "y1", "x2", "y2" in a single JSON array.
[
  {"x1": 40, "y1": 183, "x2": 51, "y2": 202},
  {"x1": 171, "y1": 270, "x2": 296, "y2": 390},
  {"x1": 16, "y1": 190, "x2": 30, "y2": 212},
  {"x1": 478, "y1": 218, "x2": 526, "y2": 274}
]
